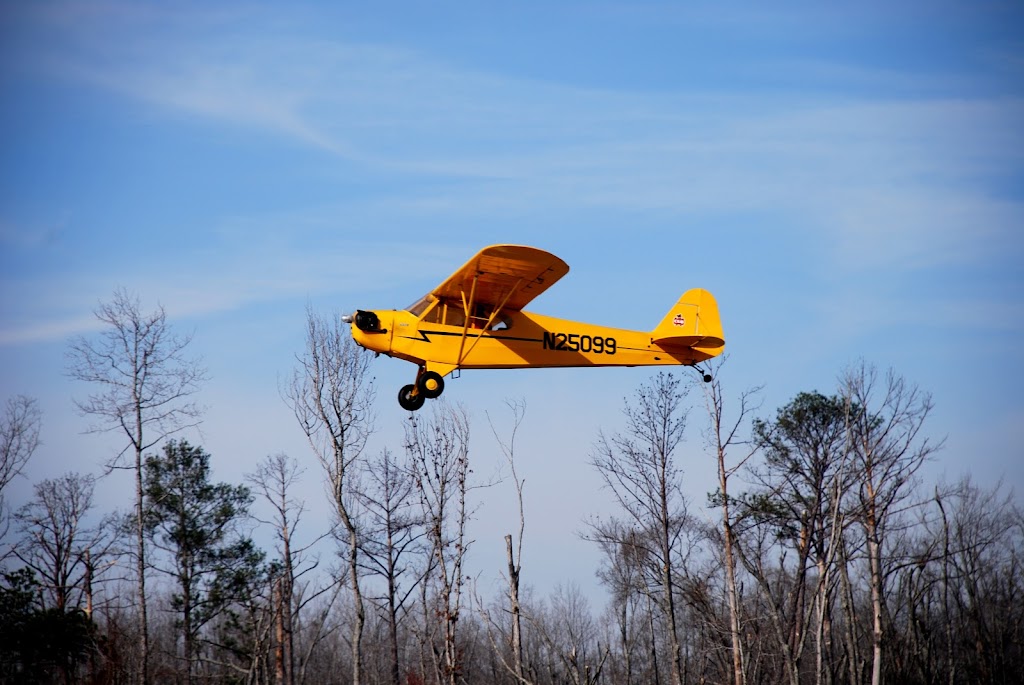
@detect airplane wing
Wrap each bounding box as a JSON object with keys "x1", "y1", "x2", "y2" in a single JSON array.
[{"x1": 431, "y1": 244, "x2": 569, "y2": 312}]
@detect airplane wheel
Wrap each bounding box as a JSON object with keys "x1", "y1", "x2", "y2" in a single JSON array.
[
  {"x1": 703, "y1": 373, "x2": 713, "y2": 383},
  {"x1": 398, "y1": 384, "x2": 425, "y2": 411},
  {"x1": 418, "y1": 371, "x2": 445, "y2": 399}
]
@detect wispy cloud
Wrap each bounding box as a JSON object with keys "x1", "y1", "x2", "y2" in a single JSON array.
[
  {"x1": 5, "y1": 2, "x2": 1021, "y2": 345},
  {"x1": 0, "y1": 230, "x2": 454, "y2": 345}
]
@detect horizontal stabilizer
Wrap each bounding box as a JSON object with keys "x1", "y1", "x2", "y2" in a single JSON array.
[{"x1": 651, "y1": 288, "x2": 725, "y2": 350}]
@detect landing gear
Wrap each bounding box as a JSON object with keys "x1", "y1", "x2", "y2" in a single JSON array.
[
  {"x1": 690, "y1": 365, "x2": 713, "y2": 383},
  {"x1": 397, "y1": 368, "x2": 446, "y2": 411},
  {"x1": 418, "y1": 370, "x2": 445, "y2": 399},
  {"x1": 398, "y1": 384, "x2": 426, "y2": 411}
]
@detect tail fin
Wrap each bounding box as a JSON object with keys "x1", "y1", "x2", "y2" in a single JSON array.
[{"x1": 651, "y1": 288, "x2": 725, "y2": 352}]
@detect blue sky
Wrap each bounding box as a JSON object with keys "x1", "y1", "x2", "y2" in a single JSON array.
[{"x1": 2, "y1": 1, "x2": 1022, "y2": 599}]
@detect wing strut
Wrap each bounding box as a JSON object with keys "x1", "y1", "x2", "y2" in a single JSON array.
[
  {"x1": 454, "y1": 277, "x2": 524, "y2": 369},
  {"x1": 455, "y1": 275, "x2": 479, "y2": 370}
]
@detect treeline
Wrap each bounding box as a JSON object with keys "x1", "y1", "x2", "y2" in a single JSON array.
[{"x1": 1, "y1": 289, "x2": 1021, "y2": 685}]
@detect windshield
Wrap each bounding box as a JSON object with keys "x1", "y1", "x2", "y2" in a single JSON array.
[{"x1": 405, "y1": 294, "x2": 435, "y2": 317}]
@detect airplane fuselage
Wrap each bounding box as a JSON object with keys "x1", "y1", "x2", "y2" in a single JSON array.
[{"x1": 351, "y1": 308, "x2": 719, "y2": 379}]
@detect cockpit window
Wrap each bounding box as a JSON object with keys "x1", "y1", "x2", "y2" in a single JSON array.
[
  {"x1": 406, "y1": 295, "x2": 512, "y2": 330},
  {"x1": 406, "y1": 295, "x2": 435, "y2": 317}
]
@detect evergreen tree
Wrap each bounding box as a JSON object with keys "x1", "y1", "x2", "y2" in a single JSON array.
[
  {"x1": 0, "y1": 568, "x2": 96, "y2": 684},
  {"x1": 143, "y1": 440, "x2": 263, "y2": 684}
]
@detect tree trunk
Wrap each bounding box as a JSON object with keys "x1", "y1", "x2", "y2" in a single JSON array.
[
  {"x1": 720, "y1": 449, "x2": 744, "y2": 685},
  {"x1": 183, "y1": 567, "x2": 194, "y2": 685},
  {"x1": 135, "y1": 439, "x2": 150, "y2": 685},
  {"x1": 387, "y1": 533, "x2": 400, "y2": 685},
  {"x1": 282, "y1": 545, "x2": 295, "y2": 685},
  {"x1": 620, "y1": 598, "x2": 632, "y2": 685},
  {"x1": 865, "y1": 469, "x2": 883, "y2": 685},
  {"x1": 838, "y1": 538, "x2": 861, "y2": 685},
  {"x1": 275, "y1": 576, "x2": 285, "y2": 685},
  {"x1": 648, "y1": 597, "x2": 661, "y2": 685},
  {"x1": 661, "y1": 501, "x2": 684, "y2": 685},
  {"x1": 814, "y1": 557, "x2": 834, "y2": 685},
  {"x1": 506, "y1": 534, "x2": 524, "y2": 683},
  {"x1": 347, "y1": 522, "x2": 364, "y2": 685},
  {"x1": 867, "y1": 525, "x2": 884, "y2": 685},
  {"x1": 935, "y1": 492, "x2": 954, "y2": 685}
]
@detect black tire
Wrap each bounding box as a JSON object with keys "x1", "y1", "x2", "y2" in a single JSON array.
[
  {"x1": 418, "y1": 371, "x2": 445, "y2": 399},
  {"x1": 398, "y1": 384, "x2": 425, "y2": 411}
]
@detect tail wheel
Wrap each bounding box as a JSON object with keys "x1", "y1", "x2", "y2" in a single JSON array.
[
  {"x1": 418, "y1": 370, "x2": 445, "y2": 399},
  {"x1": 398, "y1": 384, "x2": 425, "y2": 411}
]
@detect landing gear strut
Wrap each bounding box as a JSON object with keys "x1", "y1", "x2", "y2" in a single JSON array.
[{"x1": 691, "y1": 365, "x2": 713, "y2": 383}]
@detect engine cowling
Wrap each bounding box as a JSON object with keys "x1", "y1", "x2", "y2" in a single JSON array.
[{"x1": 354, "y1": 310, "x2": 383, "y2": 333}]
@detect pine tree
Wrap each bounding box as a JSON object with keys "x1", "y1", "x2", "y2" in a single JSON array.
[{"x1": 143, "y1": 440, "x2": 263, "y2": 684}]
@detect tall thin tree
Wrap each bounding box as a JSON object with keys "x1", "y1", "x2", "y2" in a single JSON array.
[
  {"x1": 588, "y1": 372, "x2": 691, "y2": 685},
  {"x1": 841, "y1": 362, "x2": 938, "y2": 685},
  {"x1": 701, "y1": 359, "x2": 762, "y2": 685},
  {"x1": 491, "y1": 400, "x2": 528, "y2": 684},
  {"x1": 357, "y1": 447, "x2": 426, "y2": 685},
  {"x1": 406, "y1": 402, "x2": 472, "y2": 685},
  {"x1": 246, "y1": 453, "x2": 311, "y2": 685},
  {"x1": 286, "y1": 306, "x2": 375, "y2": 685},
  {"x1": 66, "y1": 288, "x2": 206, "y2": 684}
]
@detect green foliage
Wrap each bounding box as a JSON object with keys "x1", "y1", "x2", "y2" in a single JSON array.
[
  {"x1": 745, "y1": 391, "x2": 853, "y2": 534},
  {"x1": 0, "y1": 568, "x2": 96, "y2": 683},
  {"x1": 0, "y1": 568, "x2": 39, "y2": 678},
  {"x1": 143, "y1": 440, "x2": 265, "y2": 645},
  {"x1": 753, "y1": 391, "x2": 849, "y2": 469}
]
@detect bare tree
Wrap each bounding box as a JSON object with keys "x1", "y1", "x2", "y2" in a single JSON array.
[
  {"x1": 841, "y1": 362, "x2": 939, "y2": 685},
  {"x1": 248, "y1": 453, "x2": 301, "y2": 685},
  {"x1": 927, "y1": 476, "x2": 1023, "y2": 684},
  {"x1": 406, "y1": 402, "x2": 472, "y2": 685},
  {"x1": 489, "y1": 399, "x2": 528, "y2": 684},
  {"x1": 585, "y1": 374, "x2": 704, "y2": 683},
  {"x1": 14, "y1": 472, "x2": 114, "y2": 613},
  {"x1": 471, "y1": 400, "x2": 537, "y2": 684},
  {"x1": 587, "y1": 372, "x2": 691, "y2": 685},
  {"x1": 701, "y1": 359, "x2": 763, "y2": 685},
  {"x1": 7, "y1": 473, "x2": 113, "y2": 684},
  {"x1": 286, "y1": 306, "x2": 375, "y2": 685},
  {"x1": 355, "y1": 446, "x2": 427, "y2": 685},
  {"x1": 1, "y1": 395, "x2": 42, "y2": 551},
  {"x1": 247, "y1": 453, "x2": 339, "y2": 685},
  {"x1": 66, "y1": 288, "x2": 206, "y2": 684},
  {"x1": 528, "y1": 583, "x2": 609, "y2": 685},
  {"x1": 591, "y1": 518, "x2": 675, "y2": 685}
]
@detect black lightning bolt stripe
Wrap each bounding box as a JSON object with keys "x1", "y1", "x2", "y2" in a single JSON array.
[{"x1": 398, "y1": 329, "x2": 544, "y2": 345}]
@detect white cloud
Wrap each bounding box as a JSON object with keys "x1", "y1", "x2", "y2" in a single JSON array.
[{"x1": 0, "y1": 314, "x2": 101, "y2": 346}]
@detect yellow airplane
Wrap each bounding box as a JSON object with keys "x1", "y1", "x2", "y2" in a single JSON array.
[{"x1": 342, "y1": 244, "x2": 725, "y2": 411}]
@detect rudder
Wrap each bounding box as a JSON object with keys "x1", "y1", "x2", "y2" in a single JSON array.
[{"x1": 651, "y1": 288, "x2": 725, "y2": 351}]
